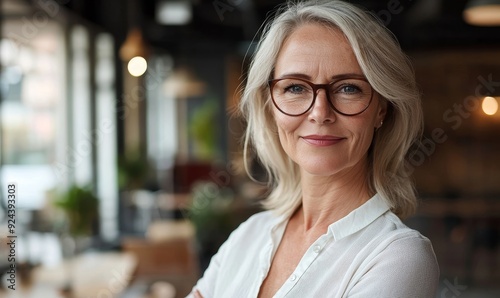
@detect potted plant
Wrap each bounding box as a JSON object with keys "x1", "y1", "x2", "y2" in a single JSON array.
[
  {"x1": 55, "y1": 185, "x2": 99, "y2": 241},
  {"x1": 118, "y1": 152, "x2": 151, "y2": 190},
  {"x1": 189, "y1": 97, "x2": 219, "y2": 161},
  {"x1": 54, "y1": 185, "x2": 99, "y2": 296}
]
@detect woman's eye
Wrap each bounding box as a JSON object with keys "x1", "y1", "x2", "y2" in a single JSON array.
[
  {"x1": 285, "y1": 85, "x2": 306, "y2": 93},
  {"x1": 340, "y1": 85, "x2": 360, "y2": 93}
]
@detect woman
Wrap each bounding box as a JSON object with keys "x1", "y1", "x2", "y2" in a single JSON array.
[{"x1": 189, "y1": 1, "x2": 439, "y2": 297}]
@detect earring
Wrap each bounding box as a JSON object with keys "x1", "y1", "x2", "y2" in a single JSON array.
[{"x1": 376, "y1": 120, "x2": 383, "y2": 131}]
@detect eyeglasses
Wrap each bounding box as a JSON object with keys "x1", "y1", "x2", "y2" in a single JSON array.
[{"x1": 268, "y1": 77, "x2": 373, "y2": 116}]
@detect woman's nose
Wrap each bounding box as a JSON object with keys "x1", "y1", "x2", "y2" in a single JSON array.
[{"x1": 308, "y1": 89, "x2": 336, "y2": 124}]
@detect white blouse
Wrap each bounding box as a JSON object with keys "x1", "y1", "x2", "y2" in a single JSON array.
[{"x1": 188, "y1": 194, "x2": 439, "y2": 298}]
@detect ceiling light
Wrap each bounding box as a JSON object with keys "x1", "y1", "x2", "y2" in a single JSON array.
[
  {"x1": 156, "y1": 1, "x2": 192, "y2": 25},
  {"x1": 127, "y1": 56, "x2": 148, "y2": 77},
  {"x1": 482, "y1": 96, "x2": 498, "y2": 115},
  {"x1": 464, "y1": 0, "x2": 500, "y2": 26}
]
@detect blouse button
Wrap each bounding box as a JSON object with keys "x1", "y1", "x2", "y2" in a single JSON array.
[
  {"x1": 290, "y1": 274, "x2": 297, "y2": 281},
  {"x1": 313, "y1": 245, "x2": 321, "y2": 253}
]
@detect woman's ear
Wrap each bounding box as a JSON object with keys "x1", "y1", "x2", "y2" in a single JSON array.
[{"x1": 376, "y1": 97, "x2": 388, "y2": 129}]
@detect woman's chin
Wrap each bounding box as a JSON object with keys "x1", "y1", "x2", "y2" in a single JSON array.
[{"x1": 298, "y1": 160, "x2": 346, "y2": 177}]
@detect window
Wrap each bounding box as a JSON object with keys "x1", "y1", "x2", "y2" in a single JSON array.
[{"x1": 1, "y1": 18, "x2": 66, "y2": 209}]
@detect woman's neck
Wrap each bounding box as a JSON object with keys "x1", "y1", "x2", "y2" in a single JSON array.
[{"x1": 296, "y1": 160, "x2": 372, "y2": 233}]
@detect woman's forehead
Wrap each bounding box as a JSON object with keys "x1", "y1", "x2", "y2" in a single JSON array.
[{"x1": 274, "y1": 24, "x2": 362, "y2": 79}]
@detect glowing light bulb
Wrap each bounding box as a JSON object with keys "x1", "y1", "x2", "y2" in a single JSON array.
[
  {"x1": 127, "y1": 56, "x2": 147, "y2": 77},
  {"x1": 482, "y1": 96, "x2": 498, "y2": 116}
]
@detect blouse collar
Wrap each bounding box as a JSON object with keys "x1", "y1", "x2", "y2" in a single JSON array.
[{"x1": 327, "y1": 193, "x2": 390, "y2": 241}]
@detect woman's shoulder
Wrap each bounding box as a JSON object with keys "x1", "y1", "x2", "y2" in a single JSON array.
[
  {"x1": 369, "y1": 211, "x2": 438, "y2": 262},
  {"x1": 356, "y1": 212, "x2": 439, "y2": 277},
  {"x1": 349, "y1": 213, "x2": 440, "y2": 296}
]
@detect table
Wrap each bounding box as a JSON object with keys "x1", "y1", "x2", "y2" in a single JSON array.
[{"x1": 1, "y1": 252, "x2": 136, "y2": 298}]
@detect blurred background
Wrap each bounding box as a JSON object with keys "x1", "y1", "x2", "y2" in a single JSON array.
[{"x1": 0, "y1": 0, "x2": 499, "y2": 297}]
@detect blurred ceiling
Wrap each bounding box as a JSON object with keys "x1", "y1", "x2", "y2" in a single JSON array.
[{"x1": 21, "y1": 0, "x2": 500, "y2": 54}]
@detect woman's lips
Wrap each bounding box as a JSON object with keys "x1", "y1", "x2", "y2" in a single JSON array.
[{"x1": 301, "y1": 135, "x2": 345, "y2": 146}]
